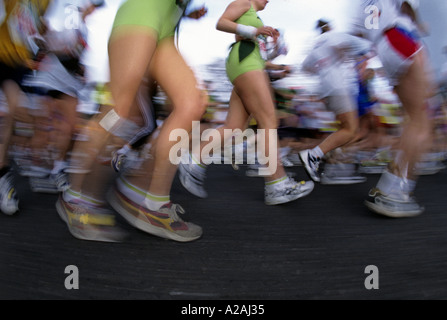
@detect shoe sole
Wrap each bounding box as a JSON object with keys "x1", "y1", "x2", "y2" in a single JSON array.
[
  {"x1": 321, "y1": 177, "x2": 367, "y2": 185},
  {"x1": 359, "y1": 167, "x2": 386, "y2": 174},
  {"x1": 299, "y1": 151, "x2": 320, "y2": 183},
  {"x1": 364, "y1": 200, "x2": 424, "y2": 218},
  {"x1": 265, "y1": 182, "x2": 315, "y2": 206},
  {"x1": 107, "y1": 188, "x2": 202, "y2": 243}
]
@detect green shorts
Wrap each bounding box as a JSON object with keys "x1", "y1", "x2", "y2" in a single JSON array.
[
  {"x1": 112, "y1": 0, "x2": 183, "y2": 42},
  {"x1": 226, "y1": 41, "x2": 266, "y2": 84}
]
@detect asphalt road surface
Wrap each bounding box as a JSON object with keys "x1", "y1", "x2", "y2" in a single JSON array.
[{"x1": 1, "y1": 163, "x2": 447, "y2": 301}]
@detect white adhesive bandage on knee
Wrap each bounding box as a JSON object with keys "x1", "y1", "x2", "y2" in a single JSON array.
[
  {"x1": 236, "y1": 24, "x2": 257, "y2": 40},
  {"x1": 99, "y1": 109, "x2": 140, "y2": 142}
]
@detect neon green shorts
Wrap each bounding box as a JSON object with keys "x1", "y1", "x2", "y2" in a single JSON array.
[
  {"x1": 112, "y1": 0, "x2": 183, "y2": 42},
  {"x1": 226, "y1": 41, "x2": 266, "y2": 84}
]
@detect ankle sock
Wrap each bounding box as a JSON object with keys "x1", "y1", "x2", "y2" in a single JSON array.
[
  {"x1": 116, "y1": 177, "x2": 147, "y2": 205},
  {"x1": 144, "y1": 192, "x2": 170, "y2": 211},
  {"x1": 377, "y1": 170, "x2": 415, "y2": 197},
  {"x1": 265, "y1": 176, "x2": 289, "y2": 191},
  {"x1": 51, "y1": 160, "x2": 67, "y2": 175},
  {"x1": 310, "y1": 146, "x2": 324, "y2": 160}
]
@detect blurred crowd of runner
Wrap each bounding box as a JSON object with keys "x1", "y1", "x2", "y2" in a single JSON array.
[{"x1": 1, "y1": 0, "x2": 447, "y2": 242}]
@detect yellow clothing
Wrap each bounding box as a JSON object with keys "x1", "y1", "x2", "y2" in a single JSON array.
[{"x1": 0, "y1": 0, "x2": 51, "y2": 67}]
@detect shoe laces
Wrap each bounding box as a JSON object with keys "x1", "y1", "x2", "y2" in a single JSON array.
[
  {"x1": 161, "y1": 203, "x2": 186, "y2": 223},
  {"x1": 309, "y1": 156, "x2": 320, "y2": 171}
]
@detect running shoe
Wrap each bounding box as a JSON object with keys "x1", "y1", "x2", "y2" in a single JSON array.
[
  {"x1": 111, "y1": 150, "x2": 126, "y2": 173},
  {"x1": 320, "y1": 163, "x2": 366, "y2": 185},
  {"x1": 178, "y1": 162, "x2": 208, "y2": 198},
  {"x1": 413, "y1": 161, "x2": 446, "y2": 176},
  {"x1": 320, "y1": 173, "x2": 367, "y2": 185},
  {"x1": 265, "y1": 178, "x2": 314, "y2": 205},
  {"x1": 299, "y1": 149, "x2": 321, "y2": 182},
  {"x1": 50, "y1": 171, "x2": 70, "y2": 192},
  {"x1": 107, "y1": 187, "x2": 203, "y2": 242},
  {"x1": 358, "y1": 163, "x2": 387, "y2": 175},
  {"x1": 357, "y1": 150, "x2": 390, "y2": 175},
  {"x1": 0, "y1": 171, "x2": 19, "y2": 215},
  {"x1": 56, "y1": 196, "x2": 127, "y2": 242},
  {"x1": 19, "y1": 164, "x2": 51, "y2": 178},
  {"x1": 29, "y1": 177, "x2": 59, "y2": 194},
  {"x1": 281, "y1": 155, "x2": 295, "y2": 168},
  {"x1": 364, "y1": 188, "x2": 424, "y2": 218}
]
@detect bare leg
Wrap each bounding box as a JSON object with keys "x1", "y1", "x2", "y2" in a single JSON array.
[
  {"x1": 391, "y1": 53, "x2": 432, "y2": 180},
  {"x1": 0, "y1": 81, "x2": 21, "y2": 168},
  {"x1": 128, "y1": 38, "x2": 206, "y2": 194},
  {"x1": 51, "y1": 94, "x2": 78, "y2": 164},
  {"x1": 231, "y1": 70, "x2": 286, "y2": 181},
  {"x1": 318, "y1": 110, "x2": 359, "y2": 155},
  {"x1": 69, "y1": 27, "x2": 158, "y2": 196}
]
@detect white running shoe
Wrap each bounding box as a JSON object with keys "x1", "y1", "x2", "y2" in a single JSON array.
[
  {"x1": 178, "y1": 162, "x2": 208, "y2": 198},
  {"x1": 320, "y1": 173, "x2": 367, "y2": 185},
  {"x1": 364, "y1": 188, "x2": 424, "y2": 218},
  {"x1": 0, "y1": 171, "x2": 19, "y2": 215},
  {"x1": 50, "y1": 171, "x2": 71, "y2": 192},
  {"x1": 299, "y1": 149, "x2": 321, "y2": 182},
  {"x1": 320, "y1": 163, "x2": 367, "y2": 185},
  {"x1": 265, "y1": 178, "x2": 314, "y2": 205}
]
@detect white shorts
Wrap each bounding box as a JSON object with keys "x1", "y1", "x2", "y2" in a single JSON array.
[
  {"x1": 325, "y1": 94, "x2": 357, "y2": 116},
  {"x1": 377, "y1": 27, "x2": 423, "y2": 87},
  {"x1": 22, "y1": 54, "x2": 84, "y2": 98}
]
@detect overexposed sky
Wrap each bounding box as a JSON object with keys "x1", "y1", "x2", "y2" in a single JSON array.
[
  {"x1": 80, "y1": 0, "x2": 357, "y2": 82},
  {"x1": 178, "y1": 0, "x2": 355, "y2": 67},
  {"x1": 62, "y1": 0, "x2": 446, "y2": 83}
]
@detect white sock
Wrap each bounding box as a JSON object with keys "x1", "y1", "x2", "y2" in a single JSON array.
[
  {"x1": 311, "y1": 146, "x2": 324, "y2": 160},
  {"x1": 377, "y1": 170, "x2": 399, "y2": 195},
  {"x1": 377, "y1": 170, "x2": 413, "y2": 198},
  {"x1": 116, "y1": 177, "x2": 147, "y2": 205},
  {"x1": 144, "y1": 192, "x2": 170, "y2": 211},
  {"x1": 117, "y1": 144, "x2": 131, "y2": 155},
  {"x1": 51, "y1": 160, "x2": 67, "y2": 174},
  {"x1": 265, "y1": 176, "x2": 289, "y2": 191}
]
